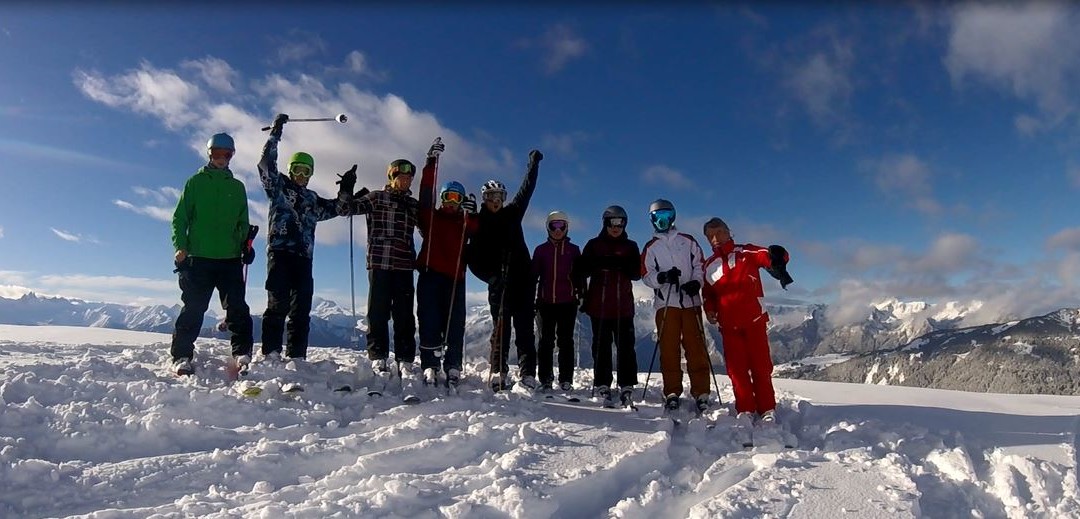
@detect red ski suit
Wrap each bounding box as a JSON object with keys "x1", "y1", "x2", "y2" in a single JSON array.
[{"x1": 701, "y1": 240, "x2": 776, "y2": 414}]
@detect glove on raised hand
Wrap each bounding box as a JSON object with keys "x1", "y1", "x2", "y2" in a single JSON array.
[
  {"x1": 680, "y1": 280, "x2": 701, "y2": 297},
  {"x1": 528, "y1": 149, "x2": 544, "y2": 164},
  {"x1": 336, "y1": 164, "x2": 357, "y2": 195},
  {"x1": 270, "y1": 113, "x2": 289, "y2": 137},
  {"x1": 428, "y1": 137, "x2": 444, "y2": 159},
  {"x1": 461, "y1": 194, "x2": 478, "y2": 215}
]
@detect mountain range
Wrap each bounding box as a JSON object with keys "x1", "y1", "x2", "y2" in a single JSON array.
[{"x1": 2, "y1": 292, "x2": 1075, "y2": 394}]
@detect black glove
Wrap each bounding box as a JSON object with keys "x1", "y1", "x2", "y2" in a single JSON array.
[
  {"x1": 766, "y1": 266, "x2": 795, "y2": 289},
  {"x1": 529, "y1": 149, "x2": 544, "y2": 164},
  {"x1": 241, "y1": 225, "x2": 259, "y2": 265},
  {"x1": 461, "y1": 194, "x2": 478, "y2": 214},
  {"x1": 269, "y1": 113, "x2": 288, "y2": 137},
  {"x1": 656, "y1": 266, "x2": 681, "y2": 285},
  {"x1": 680, "y1": 280, "x2": 701, "y2": 297},
  {"x1": 353, "y1": 187, "x2": 370, "y2": 199},
  {"x1": 336, "y1": 164, "x2": 357, "y2": 195},
  {"x1": 768, "y1": 245, "x2": 789, "y2": 270},
  {"x1": 428, "y1": 137, "x2": 444, "y2": 159}
]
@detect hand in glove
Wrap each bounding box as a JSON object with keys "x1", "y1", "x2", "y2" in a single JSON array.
[
  {"x1": 336, "y1": 164, "x2": 357, "y2": 195},
  {"x1": 528, "y1": 149, "x2": 544, "y2": 164},
  {"x1": 461, "y1": 193, "x2": 478, "y2": 214},
  {"x1": 269, "y1": 113, "x2": 289, "y2": 137},
  {"x1": 353, "y1": 187, "x2": 370, "y2": 199},
  {"x1": 768, "y1": 245, "x2": 789, "y2": 270},
  {"x1": 680, "y1": 280, "x2": 701, "y2": 297},
  {"x1": 656, "y1": 266, "x2": 681, "y2": 285},
  {"x1": 427, "y1": 137, "x2": 444, "y2": 159}
]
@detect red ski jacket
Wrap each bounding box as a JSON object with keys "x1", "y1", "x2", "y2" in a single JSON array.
[
  {"x1": 417, "y1": 157, "x2": 478, "y2": 280},
  {"x1": 701, "y1": 240, "x2": 773, "y2": 330}
]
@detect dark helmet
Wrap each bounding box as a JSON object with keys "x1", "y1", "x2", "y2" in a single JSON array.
[
  {"x1": 648, "y1": 199, "x2": 676, "y2": 232},
  {"x1": 602, "y1": 205, "x2": 627, "y2": 221}
]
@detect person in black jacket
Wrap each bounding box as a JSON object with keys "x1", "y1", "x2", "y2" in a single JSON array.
[{"x1": 467, "y1": 149, "x2": 543, "y2": 391}]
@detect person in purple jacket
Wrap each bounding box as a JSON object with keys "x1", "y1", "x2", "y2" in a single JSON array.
[
  {"x1": 576, "y1": 205, "x2": 642, "y2": 407},
  {"x1": 531, "y1": 211, "x2": 582, "y2": 392}
]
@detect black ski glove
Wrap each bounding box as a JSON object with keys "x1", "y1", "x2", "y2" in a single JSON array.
[
  {"x1": 353, "y1": 187, "x2": 370, "y2": 199},
  {"x1": 656, "y1": 266, "x2": 681, "y2": 285},
  {"x1": 241, "y1": 225, "x2": 259, "y2": 265},
  {"x1": 269, "y1": 113, "x2": 288, "y2": 138},
  {"x1": 680, "y1": 280, "x2": 701, "y2": 297},
  {"x1": 461, "y1": 194, "x2": 478, "y2": 215},
  {"x1": 336, "y1": 165, "x2": 357, "y2": 195},
  {"x1": 768, "y1": 245, "x2": 789, "y2": 270},
  {"x1": 528, "y1": 149, "x2": 544, "y2": 164},
  {"x1": 428, "y1": 137, "x2": 444, "y2": 159}
]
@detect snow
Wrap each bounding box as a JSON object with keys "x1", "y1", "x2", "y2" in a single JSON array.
[{"x1": 1, "y1": 324, "x2": 1078, "y2": 518}]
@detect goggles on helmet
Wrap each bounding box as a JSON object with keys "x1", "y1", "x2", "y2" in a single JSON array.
[
  {"x1": 389, "y1": 162, "x2": 415, "y2": 178},
  {"x1": 649, "y1": 209, "x2": 675, "y2": 230},
  {"x1": 548, "y1": 220, "x2": 567, "y2": 232},
  {"x1": 289, "y1": 164, "x2": 313, "y2": 178},
  {"x1": 483, "y1": 190, "x2": 506, "y2": 202},
  {"x1": 209, "y1": 148, "x2": 234, "y2": 161},
  {"x1": 440, "y1": 190, "x2": 464, "y2": 205}
]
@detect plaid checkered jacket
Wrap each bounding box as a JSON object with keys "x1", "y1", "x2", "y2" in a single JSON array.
[{"x1": 338, "y1": 187, "x2": 419, "y2": 271}]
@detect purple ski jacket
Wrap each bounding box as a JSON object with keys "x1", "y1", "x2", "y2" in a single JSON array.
[{"x1": 531, "y1": 237, "x2": 581, "y2": 305}]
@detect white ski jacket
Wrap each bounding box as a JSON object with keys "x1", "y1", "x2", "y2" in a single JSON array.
[{"x1": 640, "y1": 227, "x2": 706, "y2": 310}]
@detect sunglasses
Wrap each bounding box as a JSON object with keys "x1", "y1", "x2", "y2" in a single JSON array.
[
  {"x1": 605, "y1": 217, "x2": 626, "y2": 228},
  {"x1": 209, "y1": 148, "x2": 234, "y2": 160},
  {"x1": 548, "y1": 220, "x2": 567, "y2": 232},
  {"x1": 440, "y1": 190, "x2": 464, "y2": 205},
  {"x1": 389, "y1": 162, "x2": 415, "y2": 178},
  {"x1": 289, "y1": 164, "x2": 313, "y2": 178}
]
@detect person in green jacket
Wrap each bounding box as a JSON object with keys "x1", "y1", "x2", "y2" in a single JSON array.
[{"x1": 170, "y1": 132, "x2": 255, "y2": 376}]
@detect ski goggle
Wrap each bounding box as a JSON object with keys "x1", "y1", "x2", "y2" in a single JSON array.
[
  {"x1": 483, "y1": 191, "x2": 506, "y2": 202},
  {"x1": 548, "y1": 220, "x2": 567, "y2": 232},
  {"x1": 289, "y1": 164, "x2": 313, "y2": 177},
  {"x1": 209, "y1": 148, "x2": 234, "y2": 160},
  {"x1": 440, "y1": 190, "x2": 464, "y2": 205},
  {"x1": 605, "y1": 217, "x2": 626, "y2": 228},
  {"x1": 388, "y1": 162, "x2": 415, "y2": 178},
  {"x1": 649, "y1": 209, "x2": 675, "y2": 230}
]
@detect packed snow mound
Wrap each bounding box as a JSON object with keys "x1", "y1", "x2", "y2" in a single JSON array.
[{"x1": 0, "y1": 324, "x2": 1077, "y2": 518}]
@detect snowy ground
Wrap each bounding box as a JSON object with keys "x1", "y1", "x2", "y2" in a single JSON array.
[{"x1": 1, "y1": 324, "x2": 1078, "y2": 519}]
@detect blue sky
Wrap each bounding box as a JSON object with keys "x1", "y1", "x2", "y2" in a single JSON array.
[{"x1": 3, "y1": 2, "x2": 1080, "y2": 326}]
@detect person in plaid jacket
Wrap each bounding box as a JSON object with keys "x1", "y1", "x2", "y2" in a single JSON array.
[{"x1": 337, "y1": 158, "x2": 420, "y2": 378}]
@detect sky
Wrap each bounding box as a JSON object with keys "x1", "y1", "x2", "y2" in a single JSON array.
[
  {"x1": 3, "y1": 2, "x2": 1080, "y2": 327},
  {"x1": 1, "y1": 324, "x2": 1078, "y2": 517}
]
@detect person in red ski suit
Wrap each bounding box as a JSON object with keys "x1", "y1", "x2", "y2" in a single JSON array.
[{"x1": 700, "y1": 217, "x2": 793, "y2": 421}]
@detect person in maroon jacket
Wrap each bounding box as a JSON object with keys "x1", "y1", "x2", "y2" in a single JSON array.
[
  {"x1": 416, "y1": 138, "x2": 478, "y2": 389},
  {"x1": 576, "y1": 205, "x2": 642, "y2": 407},
  {"x1": 530, "y1": 210, "x2": 582, "y2": 392},
  {"x1": 700, "y1": 217, "x2": 792, "y2": 425}
]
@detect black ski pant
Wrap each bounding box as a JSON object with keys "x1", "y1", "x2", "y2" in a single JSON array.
[
  {"x1": 590, "y1": 316, "x2": 638, "y2": 388},
  {"x1": 170, "y1": 257, "x2": 253, "y2": 361},
  {"x1": 488, "y1": 275, "x2": 537, "y2": 378},
  {"x1": 536, "y1": 302, "x2": 577, "y2": 385},
  {"x1": 417, "y1": 269, "x2": 466, "y2": 373},
  {"x1": 367, "y1": 269, "x2": 416, "y2": 364},
  {"x1": 261, "y1": 251, "x2": 314, "y2": 359}
]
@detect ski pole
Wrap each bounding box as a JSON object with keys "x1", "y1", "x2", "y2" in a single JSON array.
[
  {"x1": 260, "y1": 113, "x2": 347, "y2": 131},
  {"x1": 424, "y1": 139, "x2": 441, "y2": 269},
  {"x1": 349, "y1": 214, "x2": 358, "y2": 349},
  {"x1": 440, "y1": 207, "x2": 468, "y2": 355},
  {"x1": 641, "y1": 283, "x2": 674, "y2": 402},
  {"x1": 694, "y1": 304, "x2": 723, "y2": 405}
]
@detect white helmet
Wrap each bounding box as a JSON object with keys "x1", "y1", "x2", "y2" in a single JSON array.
[
  {"x1": 481, "y1": 180, "x2": 507, "y2": 197},
  {"x1": 546, "y1": 210, "x2": 569, "y2": 231}
]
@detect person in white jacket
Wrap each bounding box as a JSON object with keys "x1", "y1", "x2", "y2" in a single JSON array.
[{"x1": 640, "y1": 199, "x2": 712, "y2": 414}]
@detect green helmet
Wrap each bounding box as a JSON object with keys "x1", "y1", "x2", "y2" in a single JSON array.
[{"x1": 288, "y1": 152, "x2": 314, "y2": 174}]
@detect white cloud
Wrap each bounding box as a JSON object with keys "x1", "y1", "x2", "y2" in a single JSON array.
[
  {"x1": 50, "y1": 228, "x2": 101, "y2": 245},
  {"x1": 275, "y1": 32, "x2": 327, "y2": 64},
  {"x1": 76, "y1": 57, "x2": 510, "y2": 246},
  {"x1": 945, "y1": 2, "x2": 1080, "y2": 132},
  {"x1": 540, "y1": 131, "x2": 592, "y2": 159},
  {"x1": 641, "y1": 165, "x2": 694, "y2": 191},
  {"x1": 114, "y1": 186, "x2": 180, "y2": 223},
  {"x1": 0, "y1": 225, "x2": 4, "y2": 239},
  {"x1": 181, "y1": 56, "x2": 239, "y2": 93},
  {"x1": 864, "y1": 153, "x2": 942, "y2": 216},
  {"x1": 912, "y1": 233, "x2": 979, "y2": 273},
  {"x1": 519, "y1": 24, "x2": 589, "y2": 74},
  {"x1": 345, "y1": 50, "x2": 370, "y2": 75},
  {"x1": 784, "y1": 43, "x2": 854, "y2": 128},
  {"x1": 0, "y1": 273, "x2": 177, "y2": 306},
  {"x1": 1046, "y1": 227, "x2": 1080, "y2": 251}
]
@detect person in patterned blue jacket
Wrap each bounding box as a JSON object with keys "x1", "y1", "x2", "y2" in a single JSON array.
[{"x1": 257, "y1": 114, "x2": 342, "y2": 361}]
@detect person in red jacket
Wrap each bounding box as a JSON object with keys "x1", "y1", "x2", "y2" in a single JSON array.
[
  {"x1": 416, "y1": 138, "x2": 478, "y2": 389},
  {"x1": 700, "y1": 217, "x2": 792, "y2": 425}
]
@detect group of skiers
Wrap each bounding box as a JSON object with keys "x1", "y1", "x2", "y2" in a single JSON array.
[{"x1": 168, "y1": 114, "x2": 794, "y2": 423}]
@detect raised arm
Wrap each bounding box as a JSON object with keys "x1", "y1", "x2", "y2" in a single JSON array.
[
  {"x1": 258, "y1": 114, "x2": 289, "y2": 195},
  {"x1": 509, "y1": 150, "x2": 543, "y2": 214}
]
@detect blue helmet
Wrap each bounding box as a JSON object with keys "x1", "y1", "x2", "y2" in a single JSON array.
[
  {"x1": 439, "y1": 181, "x2": 466, "y2": 203},
  {"x1": 206, "y1": 132, "x2": 235, "y2": 155}
]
